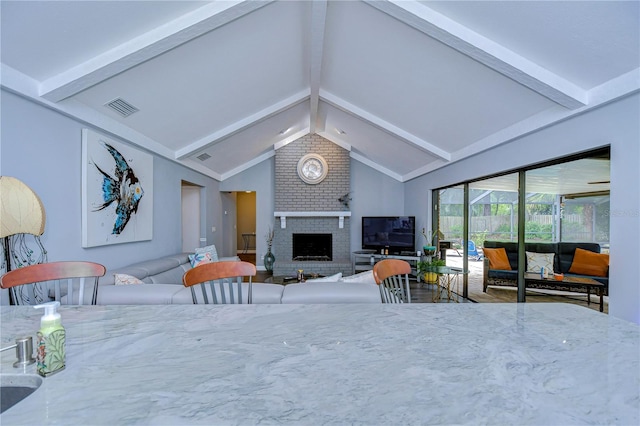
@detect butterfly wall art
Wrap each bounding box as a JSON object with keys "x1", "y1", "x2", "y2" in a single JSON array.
[{"x1": 82, "y1": 129, "x2": 153, "y2": 247}]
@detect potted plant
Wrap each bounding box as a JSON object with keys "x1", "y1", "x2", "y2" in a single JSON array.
[
  {"x1": 421, "y1": 228, "x2": 439, "y2": 255},
  {"x1": 417, "y1": 258, "x2": 446, "y2": 284}
]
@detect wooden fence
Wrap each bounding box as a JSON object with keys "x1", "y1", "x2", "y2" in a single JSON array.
[{"x1": 439, "y1": 214, "x2": 591, "y2": 242}]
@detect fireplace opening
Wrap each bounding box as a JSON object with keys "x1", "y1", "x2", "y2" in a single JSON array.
[{"x1": 292, "y1": 233, "x2": 332, "y2": 261}]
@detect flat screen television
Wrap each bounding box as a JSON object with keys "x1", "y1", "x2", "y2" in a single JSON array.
[{"x1": 362, "y1": 216, "x2": 416, "y2": 254}]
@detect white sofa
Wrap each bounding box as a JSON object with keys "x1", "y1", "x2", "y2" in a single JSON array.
[{"x1": 92, "y1": 253, "x2": 381, "y2": 305}]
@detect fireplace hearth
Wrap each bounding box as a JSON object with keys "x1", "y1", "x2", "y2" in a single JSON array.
[{"x1": 292, "y1": 233, "x2": 332, "y2": 261}]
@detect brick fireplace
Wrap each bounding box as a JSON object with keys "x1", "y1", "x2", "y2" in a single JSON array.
[{"x1": 272, "y1": 134, "x2": 352, "y2": 276}]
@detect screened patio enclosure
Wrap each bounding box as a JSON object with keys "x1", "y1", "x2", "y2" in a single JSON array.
[
  {"x1": 432, "y1": 150, "x2": 610, "y2": 303},
  {"x1": 436, "y1": 156, "x2": 610, "y2": 250}
]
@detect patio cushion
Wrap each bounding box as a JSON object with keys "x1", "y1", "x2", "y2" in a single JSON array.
[
  {"x1": 568, "y1": 248, "x2": 609, "y2": 277},
  {"x1": 484, "y1": 247, "x2": 511, "y2": 270},
  {"x1": 526, "y1": 252, "x2": 555, "y2": 273}
]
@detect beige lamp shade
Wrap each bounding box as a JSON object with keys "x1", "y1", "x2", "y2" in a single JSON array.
[{"x1": 0, "y1": 176, "x2": 46, "y2": 238}]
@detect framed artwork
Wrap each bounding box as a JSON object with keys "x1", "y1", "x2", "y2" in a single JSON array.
[{"x1": 81, "y1": 129, "x2": 153, "y2": 247}]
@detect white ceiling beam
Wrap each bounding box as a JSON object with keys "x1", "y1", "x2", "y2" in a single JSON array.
[
  {"x1": 365, "y1": 0, "x2": 587, "y2": 109},
  {"x1": 220, "y1": 151, "x2": 276, "y2": 181},
  {"x1": 178, "y1": 159, "x2": 222, "y2": 181},
  {"x1": 274, "y1": 128, "x2": 312, "y2": 150},
  {"x1": 309, "y1": 0, "x2": 328, "y2": 134},
  {"x1": 1, "y1": 63, "x2": 176, "y2": 160},
  {"x1": 452, "y1": 68, "x2": 640, "y2": 162},
  {"x1": 40, "y1": 1, "x2": 273, "y2": 102},
  {"x1": 320, "y1": 89, "x2": 451, "y2": 161},
  {"x1": 350, "y1": 152, "x2": 404, "y2": 182},
  {"x1": 175, "y1": 90, "x2": 310, "y2": 159},
  {"x1": 314, "y1": 131, "x2": 352, "y2": 153},
  {"x1": 316, "y1": 131, "x2": 401, "y2": 181},
  {"x1": 402, "y1": 68, "x2": 640, "y2": 181}
]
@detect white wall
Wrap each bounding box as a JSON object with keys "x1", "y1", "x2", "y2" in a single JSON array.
[
  {"x1": 350, "y1": 159, "x2": 406, "y2": 253},
  {"x1": 181, "y1": 185, "x2": 201, "y2": 252},
  {"x1": 405, "y1": 93, "x2": 640, "y2": 324},
  {"x1": 0, "y1": 90, "x2": 222, "y2": 271}
]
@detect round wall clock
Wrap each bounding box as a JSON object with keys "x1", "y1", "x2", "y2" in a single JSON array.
[{"x1": 297, "y1": 153, "x2": 328, "y2": 184}]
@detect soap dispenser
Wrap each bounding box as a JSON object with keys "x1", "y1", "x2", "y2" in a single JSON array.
[{"x1": 34, "y1": 301, "x2": 65, "y2": 377}]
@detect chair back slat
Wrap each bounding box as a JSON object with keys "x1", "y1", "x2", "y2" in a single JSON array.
[
  {"x1": 78, "y1": 277, "x2": 85, "y2": 306},
  {"x1": 66, "y1": 279, "x2": 73, "y2": 305},
  {"x1": 183, "y1": 261, "x2": 256, "y2": 304},
  {"x1": 54, "y1": 280, "x2": 61, "y2": 304},
  {"x1": 1, "y1": 261, "x2": 106, "y2": 306},
  {"x1": 211, "y1": 280, "x2": 222, "y2": 304}
]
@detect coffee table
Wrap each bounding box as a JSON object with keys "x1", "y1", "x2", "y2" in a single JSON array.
[
  {"x1": 266, "y1": 273, "x2": 325, "y2": 285},
  {"x1": 524, "y1": 273, "x2": 605, "y2": 312}
]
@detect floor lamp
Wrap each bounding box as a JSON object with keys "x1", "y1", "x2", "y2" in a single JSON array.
[{"x1": 0, "y1": 176, "x2": 48, "y2": 304}]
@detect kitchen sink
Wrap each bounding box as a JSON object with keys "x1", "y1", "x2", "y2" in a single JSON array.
[{"x1": 0, "y1": 374, "x2": 42, "y2": 413}]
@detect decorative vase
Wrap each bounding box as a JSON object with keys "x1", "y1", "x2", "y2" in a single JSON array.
[{"x1": 264, "y1": 248, "x2": 275, "y2": 275}]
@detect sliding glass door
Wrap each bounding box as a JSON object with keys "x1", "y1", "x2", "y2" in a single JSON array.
[{"x1": 433, "y1": 148, "x2": 609, "y2": 304}]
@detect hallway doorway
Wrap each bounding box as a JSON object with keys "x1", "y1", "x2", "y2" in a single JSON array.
[{"x1": 236, "y1": 191, "x2": 256, "y2": 263}]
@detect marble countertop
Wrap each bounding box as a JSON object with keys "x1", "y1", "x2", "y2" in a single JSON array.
[{"x1": 1, "y1": 303, "x2": 638, "y2": 425}]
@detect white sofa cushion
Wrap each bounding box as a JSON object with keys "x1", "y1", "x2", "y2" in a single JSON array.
[
  {"x1": 94, "y1": 284, "x2": 184, "y2": 305},
  {"x1": 305, "y1": 272, "x2": 342, "y2": 282},
  {"x1": 339, "y1": 270, "x2": 375, "y2": 284},
  {"x1": 281, "y1": 282, "x2": 381, "y2": 304}
]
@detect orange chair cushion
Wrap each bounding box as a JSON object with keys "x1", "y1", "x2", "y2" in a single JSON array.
[
  {"x1": 568, "y1": 248, "x2": 609, "y2": 277},
  {"x1": 483, "y1": 247, "x2": 512, "y2": 270}
]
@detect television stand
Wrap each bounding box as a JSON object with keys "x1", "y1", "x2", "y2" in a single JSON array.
[{"x1": 352, "y1": 251, "x2": 423, "y2": 281}]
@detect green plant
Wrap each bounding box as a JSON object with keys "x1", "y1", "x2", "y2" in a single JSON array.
[
  {"x1": 421, "y1": 228, "x2": 439, "y2": 247},
  {"x1": 417, "y1": 258, "x2": 446, "y2": 275}
]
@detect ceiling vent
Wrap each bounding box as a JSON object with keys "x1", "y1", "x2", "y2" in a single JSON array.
[
  {"x1": 196, "y1": 153, "x2": 211, "y2": 161},
  {"x1": 105, "y1": 98, "x2": 139, "y2": 117}
]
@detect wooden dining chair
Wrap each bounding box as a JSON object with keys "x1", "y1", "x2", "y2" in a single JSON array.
[
  {"x1": 0, "y1": 261, "x2": 106, "y2": 305},
  {"x1": 182, "y1": 261, "x2": 257, "y2": 304},
  {"x1": 373, "y1": 259, "x2": 412, "y2": 303}
]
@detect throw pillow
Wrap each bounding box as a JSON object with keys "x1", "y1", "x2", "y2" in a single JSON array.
[
  {"x1": 194, "y1": 244, "x2": 219, "y2": 262},
  {"x1": 189, "y1": 252, "x2": 213, "y2": 268},
  {"x1": 306, "y1": 272, "x2": 343, "y2": 282},
  {"x1": 526, "y1": 251, "x2": 555, "y2": 274},
  {"x1": 114, "y1": 273, "x2": 144, "y2": 285},
  {"x1": 483, "y1": 247, "x2": 511, "y2": 270},
  {"x1": 339, "y1": 270, "x2": 375, "y2": 284},
  {"x1": 568, "y1": 248, "x2": 609, "y2": 277}
]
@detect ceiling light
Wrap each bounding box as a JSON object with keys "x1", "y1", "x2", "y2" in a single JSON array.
[
  {"x1": 278, "y1": 128, "x2": 291, "y2": 135},
  {"x1": 336, "y1": 128, "x2": 346, "y2": 135}
]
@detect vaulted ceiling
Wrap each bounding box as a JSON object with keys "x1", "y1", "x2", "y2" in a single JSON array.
[{"x1": 1, "y1": 1, "x2": 638, "y2": 182}]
